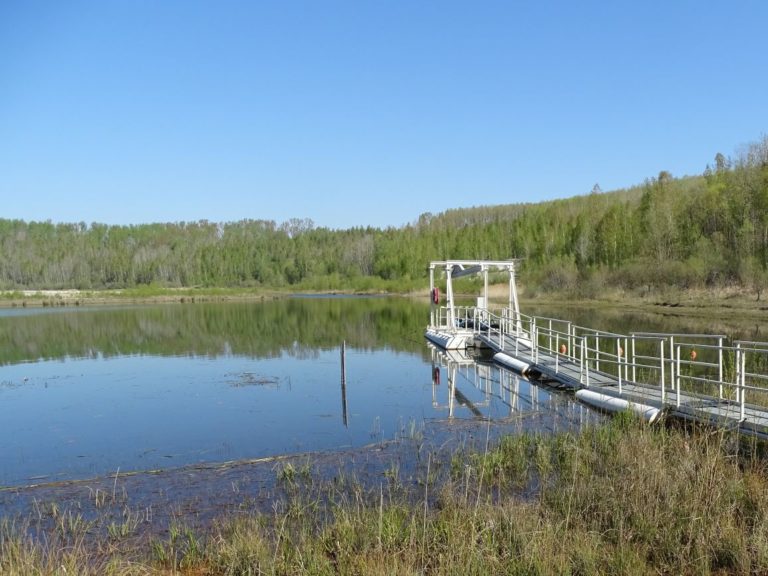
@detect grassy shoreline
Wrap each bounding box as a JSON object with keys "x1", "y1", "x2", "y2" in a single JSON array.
[
  {"x1": 0, "y1": 284, "x2": 413, "y2": 309},
  {"x1": 2, "y1": 416, "x2": 768, "y2": 574},
  {"x1": 4, "y1": 283, "x2": 768, "y2": 320}
]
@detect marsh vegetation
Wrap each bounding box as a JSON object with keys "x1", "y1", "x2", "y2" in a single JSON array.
[{"x1": 3, "y1": 416, "x2": 768, "y2": 575}]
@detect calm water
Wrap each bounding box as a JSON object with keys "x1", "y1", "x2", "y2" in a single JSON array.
[
  {"x1": 1, "y1": 297, "x2": 753, "y2": 488},
  {"x1": 0, "y1": 297, "x2": 582, "y2": 487}
]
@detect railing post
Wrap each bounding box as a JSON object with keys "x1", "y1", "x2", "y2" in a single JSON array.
[
  {"x1": 515, "y1": 327, "x2": 519, "y2": 355},
  {"x1": 669, "y1": 336, "x2": 675, "y2": 405},
  {"x1": 500, "y1": 312, "x2": 505, "y2": 351},
  {"x1": 718, "y1": 337, "x2": 724, "y2": 399},
  {"x1": 660, "y1": 339, "x2": 666, "y2": 404},
  {"x1": 739, "y1": 351, "x2": 747, "y2": 422},
  {"x1": 735, "y1": 344, "x2": 741, "y2": 406},
  {"x1": 595, "y1": 334, "x2": 600, "y2": 372},
  {"x1": 675, "y1": 345, "x2": 681, "y2": 408},
  {"x1": 624, "y1": 337, "x2": 629, "y2": 382},
  {"x1": 617, "y1": 338, "x2": 622, "y2": 394},
  {"x1": 585, "y1": 339, "x2": 591, "y2": 388},
  {"x1": 548, "y1": 318, "x2": 553, "y2": 353},
  {"x1": 580, "y1": 336, "x2": 585, "y2": 385},
  {"x1": 568, "y1": 322, "x2": 573, "y2": 360},
  {"x1": 631, "y1": 335, "x2": 637, "y2": 383}
]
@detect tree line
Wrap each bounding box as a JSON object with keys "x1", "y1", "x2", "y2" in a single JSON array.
[{"x1": 2, "y1": 136, "x2": 767, "y2": 297}]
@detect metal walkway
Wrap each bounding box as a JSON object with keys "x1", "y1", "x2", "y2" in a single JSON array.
[{"x1": 425, "y1": 260, "x2": 768, "y2": 439}]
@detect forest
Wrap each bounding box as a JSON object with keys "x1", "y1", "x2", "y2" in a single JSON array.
[{"x1": 2, "y1": 136, "x2": 767, "y2": 298}]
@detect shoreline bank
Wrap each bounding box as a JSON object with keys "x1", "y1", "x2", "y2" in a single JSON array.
[{"x1": 3, "y1": 285, "x2": 768, "y2": 320}]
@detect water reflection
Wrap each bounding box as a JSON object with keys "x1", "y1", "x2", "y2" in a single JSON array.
[
  {"x1": 4, "y1": 297, "x2": 737, "y2": 489},
  {"x1": 0, "y1": 297, "x2": 430, "y2": 366},
  {"x1": 428, "y1": 344, "x2": 596, "y2": 426},
  {"x1": 1, "y1": 298, "x2": 527, "y2": 488}
]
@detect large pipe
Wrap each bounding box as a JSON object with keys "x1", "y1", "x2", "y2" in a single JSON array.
[
  {"x1": 575, "y1": 389, "x2": 661, "y2": 423},
  {"x1": 493, "y1": 352, "x2": 541, "y2": 379}
]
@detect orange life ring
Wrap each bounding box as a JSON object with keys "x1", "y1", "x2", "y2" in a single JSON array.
[
  {"x1": 559, "y1": 344, "x2": 567, "y2": 355},
  {"x1": 690, "y1": 350, "x2": 697, "y2": 361},
  {"x1": 432, "y1": 287, "x2": 440, "y2": 305}
]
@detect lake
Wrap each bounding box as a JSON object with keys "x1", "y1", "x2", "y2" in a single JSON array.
[
  {"x1": 1, "y1": 296, "x2": 756, "y2": 489},
  {"x1": 0, "y1": 297, "x2": 590, "y2": 488}
]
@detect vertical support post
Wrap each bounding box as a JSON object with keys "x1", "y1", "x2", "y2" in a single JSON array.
[
  {"x1": 585, "y1": 340, "x2": 591, "y2": 388},
  {"x1": 556, "y1": 333, "x2": 560, "y2": 374},
  {"x1": 631, "y1": 335, "x2": 637, "y2": 383},
  {"x1": 429, "y1": 267, "x2": 434, "y2": 327},
  {"x1": 580, "y1": 337, "x2": 586, "y2": 386},
  {"x1": 718, "y1": 337, "x2": 724, "y2": 399},
  {"x1": 515, "y1": 326, "x2": 519, "y2": 355},
  {"x1": 660, "y1": 339, "x2": 666, "y2": 404},
  {"x1": 500, "y1": 310, "x2": 505, "y2": 351},
  {"x1": 624, "y1": 337, "x2": 629, "y2": 381},
  {"x1": 340, "y1": 341, "x2": 348, "y2": 427},
  {"x1": 595, "y1": 334, "x2": 600, "y2": 372},
  {"x1": 509, "y1": 264, "x2": 520, "y2": 333},
  {"x1": 617, "y1": 338, "x2": 622, "y2": 394},
  {"x1": 739, "y1": 351, "x2": 747, "y2": 422},
  {"x1": 548, "y1": 318, "x2": 553, "y2": 353},
  {"x1": 445, "y1": 267, "x2": 455, "y2": 331},
  {"x1": 675, "y1": 345, "x2": 681, "y2": 408},
  {"x1": 735, "y1": 344, "x2": 741, "y2": 405},
  {"x1": 669, "y1": 335, "x2": 675, "y2": 404},
  {"x1": 568, "y1": 323, "x2": 573, "y2": 360}
]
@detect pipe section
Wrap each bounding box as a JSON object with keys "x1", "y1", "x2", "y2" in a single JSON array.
[{"x1": 575, "y1": 389, "x2": 661, "y2": 423}]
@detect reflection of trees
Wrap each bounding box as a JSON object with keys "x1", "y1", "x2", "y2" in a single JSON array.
[{"x1": 0, "y1": 298, "x2": 430, "y2": 365}]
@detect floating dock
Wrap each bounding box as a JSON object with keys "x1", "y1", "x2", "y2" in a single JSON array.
[{"x1": 425, "y1": 259, "x2": 768, "y2": 438}]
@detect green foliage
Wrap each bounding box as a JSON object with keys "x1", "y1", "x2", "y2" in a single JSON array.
[{"x1": 1, "y1": 136, "x2": 767, "y2": 295}]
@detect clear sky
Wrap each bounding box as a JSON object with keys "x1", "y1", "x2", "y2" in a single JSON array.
[{"x1": 1, "y1": 1, "x2": 766, "y2": 230}]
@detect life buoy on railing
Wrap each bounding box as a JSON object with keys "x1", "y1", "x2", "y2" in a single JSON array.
[
  {"x1": 432, "y1": 366, "x2": 441, "y2": 385},
  {"x1": 432, "y1": 287, "x2": 440, "y2": 305}
]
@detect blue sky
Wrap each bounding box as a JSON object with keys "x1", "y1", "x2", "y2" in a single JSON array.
[{"x1": 1, "y1": 1, "x2": 766, "y2": 229}]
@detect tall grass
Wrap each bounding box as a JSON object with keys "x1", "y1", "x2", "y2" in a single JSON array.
[{"x1": 3, "y1": 416, "x2": 768, "y2": 574}]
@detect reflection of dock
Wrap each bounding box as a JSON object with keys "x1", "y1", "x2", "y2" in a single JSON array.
[
  {"x1": 428, "y1": 344, "x2": 589, "y2": 422},
  {"x1": 426, "y1": 260, "x2": 768, "y2": 438}
]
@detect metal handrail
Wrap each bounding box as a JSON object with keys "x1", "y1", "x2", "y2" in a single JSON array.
[{"x1": 450, "y1": 307, "x2": 768, "y2": 420}]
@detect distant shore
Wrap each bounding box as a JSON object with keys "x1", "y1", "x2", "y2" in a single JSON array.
[{"x1": 2, "y1": 284, "x2": 767, "y2": 319}]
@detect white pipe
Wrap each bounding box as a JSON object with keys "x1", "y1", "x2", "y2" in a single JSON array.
[
  {"x1": 494, "y1": 352, "x2": 540, "y2": 379},
  {"x1": 575, "y1": 389, "x2": 661, "y2": 423}
]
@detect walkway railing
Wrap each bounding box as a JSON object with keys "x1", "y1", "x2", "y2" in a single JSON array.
[{"x1": 447, "y1": 305, "x2": 768, "y2": 419}]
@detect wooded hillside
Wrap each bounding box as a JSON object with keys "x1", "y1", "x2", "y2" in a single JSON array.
[{"x1": 2, "y1": 136, "x2": 767, "y2": 296}]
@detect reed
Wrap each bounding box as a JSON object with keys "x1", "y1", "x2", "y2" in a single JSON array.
[{"x1": 3, "y1": 415, "x2": 768, "y2": 574}]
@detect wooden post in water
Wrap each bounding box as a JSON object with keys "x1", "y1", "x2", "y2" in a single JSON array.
[{"x1": 341, "y1": 340, "x2": 348, "y2": 427}]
